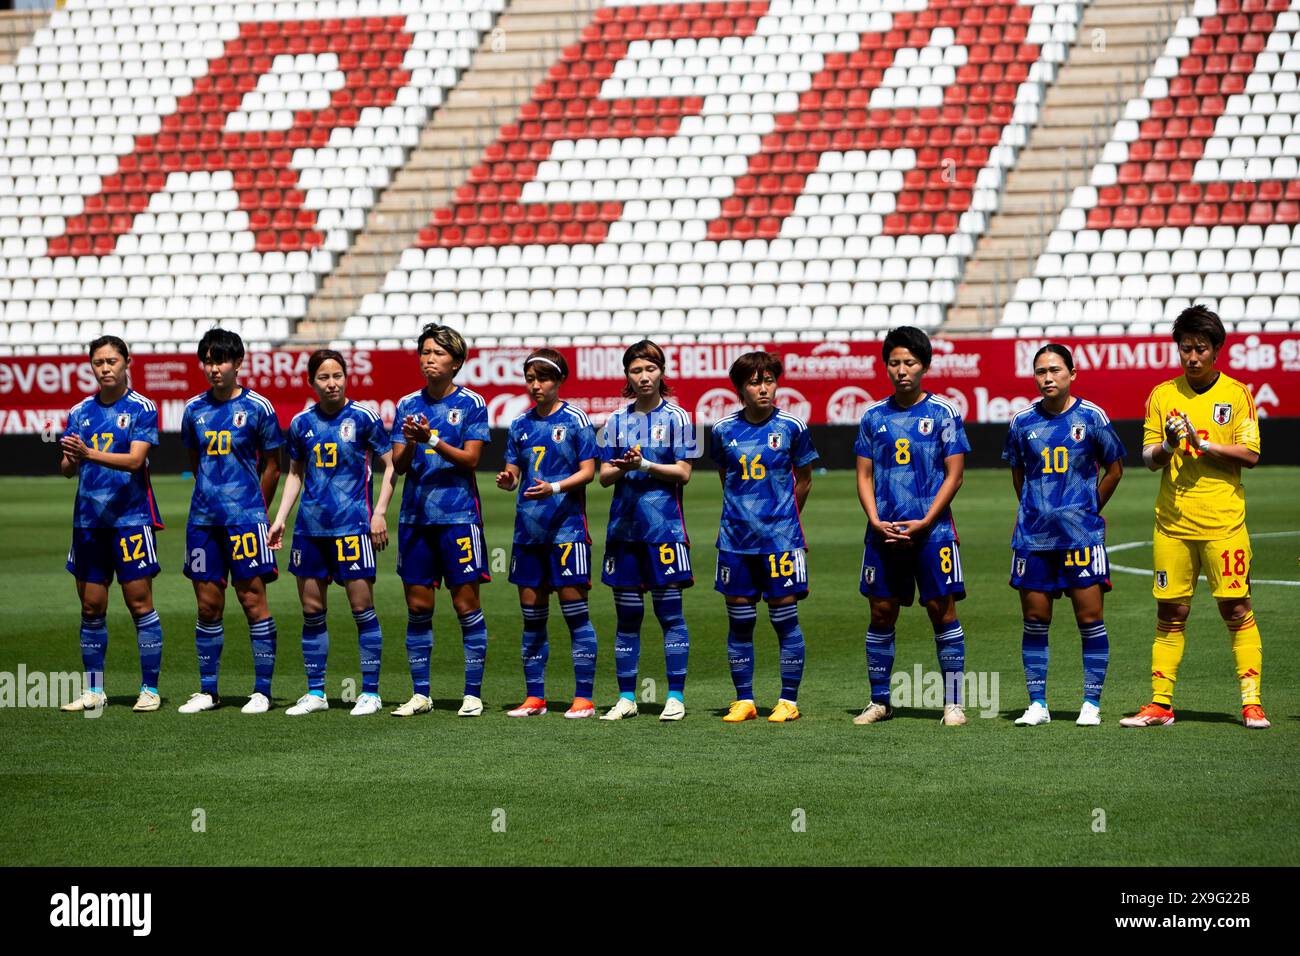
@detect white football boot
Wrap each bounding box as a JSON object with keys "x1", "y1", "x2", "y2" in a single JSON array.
[
  {"x1": 940, "y1": 703, "x2": 967, "y2": 726},
  {"x1": 286, "y1": 693, "x2": 329, "y2": 716},
  {"x1": 599, "y1": 697, "x2": 639, "y2": 721},
  {"x1": 178, "y1": 691, "x2": 219, "y2": 713},
  {"x1": 391, "y1": 693, "x2": 432, "y2": 717},
  {"x1": 1075, "y1": 701, "x2": 1102, "y2": 726},
  {"x1": 1014, "y1": 702, "x2": 1052, "y2": 726},
  {"x1": 349, "y1": 693, "x2": 382, "y2": 717},
  {"x1": 61, "y1": 690, "x2": 107, "y2": 712},
  {"x1": 659, "y1": 697, "x2": 686, "y2": 721},
  {"x1": 241, "y1": 691, "x2": 271, "y2": 714},
  {"x1": 132, "y1": 689, "x2": 161, "y2": 712},
  {"x1": 457, "y1": 694, "x2": 484, "y2": 717}
]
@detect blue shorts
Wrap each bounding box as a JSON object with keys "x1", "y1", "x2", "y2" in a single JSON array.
[
  {"x1": 714, "y1": 548, "x2": 809, "y2": 601},
  {"x1": 509, "y1": 540, "x2": 592, "y2": 589},
  {"x1": 601, "y1": 540, "x2": 694, "y2": 590},
  {"x1": 67, "y1": 525, "x2": 161, "y2": 585},
  {"x1": 1010, "y1": 543, "x2": 1111, "y2": 596},
  {"x1": 185, "y1": 522, "x2": 277, "y2": 585},
  {"x1": 289, "y1": 530, "x2": 377, "y2": 584},
  {"x1": 860, "y1": 535, "x2": 964, "y2": 606},
  {"x1": 397, "y1": 523, "x2": 490, "y2": 588}
]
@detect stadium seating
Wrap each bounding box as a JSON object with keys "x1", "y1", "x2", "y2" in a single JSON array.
[
  {"x1": 344, "y1": 0, "x2": 1086, "y2": 347},
  {"x1": 1000, "y1": 0, "x2": 1300, "y2": 335},
  {"x1": 0, "y1": 0, "x2": 503, "y2": 353}
]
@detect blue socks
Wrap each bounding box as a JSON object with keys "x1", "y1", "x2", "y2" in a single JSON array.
[
  {"x1": 195, "y1": 618, "x2": 224, "y2": 695},
  {"x1": 79, "y1": 614, "x2": 107, "y2": 692},
  {"x1": 769, "y1": 603, "x2": 805, "y2": 702},
  {"x1": 249, "y1": 616, "x2": 277, "y2": 697},
  {"x1": 613, "y1": 589, "x2": 644, "y2": 698},
  {"x1": 353, "y1": 607, "x2": 382, "y2": 696},
  {"x1": 459, "y1": 609, "x2": 488, "y2": 698},
  {"x1": 652, "y1": 587, "x2": 689, "y2": 696},
  {"x1": 405, "y1": 610, "x2": 433, "y2": 697},
  {"x1": 301, "y1": 612, "x2": 328, "y2": 694},
  {"x1": 132, "y1": 609, "x2": 162, "y2": 690},
  {"x1": 726, "y1": 603, "x2": 757, "y2": 700},
  {"x1": 934, "y1": 619, "x2": 965, "y2": 705},
  {"x1": 521, "y1": 604, "x2": 550, "y2": 698},
  {"x1": 865, "y1": 626, "x2": 896, "y2": 705},
  {"x1": 560, "y1": 599, "x2": 597, "y2": 700},
  {"x1": 1080, "y1": 619, "x2": 1109, "y2": 706},
  {"x1": 1022, "y1": 619, "x2": 1050, "y2": 705}
]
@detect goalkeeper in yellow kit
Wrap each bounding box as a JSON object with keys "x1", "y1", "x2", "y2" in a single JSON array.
[{"x1": 1121, "y1": 305, "x2": 1269, "y2": 729}]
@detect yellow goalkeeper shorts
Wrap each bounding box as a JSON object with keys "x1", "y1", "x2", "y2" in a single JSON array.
[{"x1": 1152, "y1": 526, "x2": 1252, "y2": 602}]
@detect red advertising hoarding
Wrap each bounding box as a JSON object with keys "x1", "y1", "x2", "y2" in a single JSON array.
[{"x1": 3, "y1": 334, "x2": 1298, "y2": 435}]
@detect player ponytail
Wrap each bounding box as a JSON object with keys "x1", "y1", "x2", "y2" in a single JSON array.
[
  {"x1": 1032, "y1": 343, "x2": 1074, "y2": 371},
  {"x1": 621, "y1": 339, "x2": 671, "y2": 398}
]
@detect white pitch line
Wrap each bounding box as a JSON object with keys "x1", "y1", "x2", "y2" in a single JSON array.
[{"x1": 1109, "y1": 531, "x2": 1300, "y2": 587}]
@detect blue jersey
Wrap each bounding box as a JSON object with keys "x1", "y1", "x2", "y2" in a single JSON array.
[
  {"x1": 505, "y1": 402, "x2": 599, "y2": 545},
  {"x1": 181, "y1": 388, "x2": 284, "y2": 526},
  {"x1": 64, "y1": 389, "x2": 162, "y2": 529},
  {"x1": 287, "y1": 400, "x2": 390, "y2": 537},
  {"x1": 601, "y1": 399, "x2": 699, "y2": 544},
  {"x1": 1003, "y1": 397, "x2": 1126, "y2": 550},
  {"x1": 854, "y1": 393, "x2": 970, "y2": 545},
  {"x1": 710, "y1": 408, "x2": 818, "y2": 554},
  {"x1": 393, "y1": 385, "x2": 490, "y2": 526}
]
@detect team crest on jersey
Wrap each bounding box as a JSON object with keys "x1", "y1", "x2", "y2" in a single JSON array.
[
  {"x1": 1156, "y1": 570, "x2": 1168, "y2": 590},
  {"x1": 116, "y1": 413, "x2": 131, "y2": 429},
  {"x1": 767, "y1": 432, "x2": 782, "y2": 450},
  {"x1": 652, "y1": 422, "x2": 667, "y2": 443},
  {"x1": 1213, "y1": 403, "x2": 1232, "y2": 425},
  {"x1": 1015, "y1": 557, "x2": 1026, "y2": 578},
  {"x1": 448, "y1": 409, "x2": 462, "y2": 426},
  {"x1": 551, "y1": 425, "x2": 567, "y2": 443},
  {"x1": 339, "y1": 419, "x2": 355, "y2": 442},
  {"x1": 232, "y1": 411, "x2": 247, "y2": 428},
  {"x1": 918, "y1": 418, "x2": 934, "y2": 436},
  {"x1": 1071, "y1": 424, "x2": 1086, "y2": 442}
]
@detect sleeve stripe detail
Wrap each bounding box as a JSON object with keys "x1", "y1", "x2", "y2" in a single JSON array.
[
  {"x1": 1008, "y1": 405, "x2": 1036, "y2": 426},
  {"x1": 399, "y1": 389, "x2": 423, "y2": 404},
  {"x1": 126, "y1": 392, "x2": 156, "y2": 412},
  {"x1": 1078, "y1": 400, "x2": 1111, "y2": 425},
  {"x1": 775, "y1": 411, "x2": 808, "y2": 430},
  {"x1": 929, "y1": 396, "x2": 959, "y2": 417},
  {"x1": 351, "y1": 402, "x2": 380, "y2": 422},
  {"x1": 244, "y1": 391, "x2": 276, "y2": 416},
  {"x1": 458, "y1": 387, "x2": 486, "y2": 408}
]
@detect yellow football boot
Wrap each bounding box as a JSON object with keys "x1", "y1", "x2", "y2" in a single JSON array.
[
  {"x1": 768, "y1": 699, "x2": 801, "y2": 723},
  {"x1": 722, "y1": 699, "x2": 758, "y2": 722}
]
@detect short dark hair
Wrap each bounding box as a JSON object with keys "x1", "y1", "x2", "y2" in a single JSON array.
[
  {"x1": 621, "y1": 339, "x2": 671, "y2": 398},
  {"x1": 1033, "y1": 343, "x2": 1074, "y2": 372},
  {"x1": 88, "y1": 335, "x2": 129, "y2": 361},
  {"x1": 417, "y1": 324, "x2": 468, "y2": 368},
  {"x1": 197, "y1": 327, "x2": 245, "y2": 365},
  {"x1": 523, "y1": 347, "x2": 568, "y2": 382},
  {"x1": 728, "y1": 351, "x2": 782, "y2": 393},
  {"x1": 1172, "y1": 304, "x2": 1226, "y2": 350},
  {"x1": 307, "y1": 348, "x2": 347, "y2": 379},
  {"x1": 882, "y1": 326, "x2": 932, "y2": 368}
]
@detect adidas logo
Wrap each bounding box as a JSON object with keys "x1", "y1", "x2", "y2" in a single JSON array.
[
  {"x1": 783, "y1": 579, "x2": 793, "y2": 587},
  {"x1": 1078, "y1": 570, "x2": 1089, "y2": 577},
  {"x1": 877, "y1": 425, "x2": 887, "y2": 433},
  {"x1": 305, "y1": 429, "x2": 314, "y2": 438},
  {"x1": 729, "y1": 439, "x2": 738, "y2": 446},
  {"x1": 1229, "y1": 580, "x2": 1242, "y2": 589},
  {"x1": 1028, "y1": 431, "x2": 1038, "y2": 439},
  {"x1": 562, "y1": 568, "x2": 572, "y2": 576},
  {"x1": 349, "y1": 562, "x2": 360, "y2": 570},
  {"x1": 138, "y1": 561, "x2": 147, "y2": 568},
  {"x1": 945, "y1": 576, "x2": 952, "y2": 584}
]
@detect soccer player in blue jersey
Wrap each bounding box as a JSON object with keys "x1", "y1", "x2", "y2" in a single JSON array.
[
  {"x1": 58, "y1": 336, "x2": 165, "y2": 713},
  {"x1": 1005, "y1": 344, "x2": 1125, "y2": 727},
  {"x1": 268, "y1": 349, "x2": 395, "y2": 717},
  {"x1": 597, "y1": 340, "x2": 699, "y2": 721},
  {"x1": 389, "y1": 325, "x2": 492, "y2": 718},
  {"x1": 496, "y1": 348, "x2": 601, "y2": 719},
  {"x1": 711, "y1": 352, "x2": 817, "y2": 723},
  {"x1": 177, "y1": 328, "x2": 284, "y2": 714},
  {"x1": 854, "y1": 327, "x2": 971, "y2": 727}
]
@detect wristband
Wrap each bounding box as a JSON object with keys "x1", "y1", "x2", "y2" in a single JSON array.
[
  {"x1": 637, "y1": 458, "x2": 652, "y2": 473},
  {"x1": 1161, "y1": 439, "x2": 1177, "y2": 455},
  {"x1": 550, "y1": 481, "x2": 562, "y2": 495},
  {"x1": 427, "y1": 434, "x2": 440, "y2": 448}
]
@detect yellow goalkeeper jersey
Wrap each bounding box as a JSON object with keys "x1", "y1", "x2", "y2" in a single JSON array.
[{"x1": 1142, "y1": 371, "x2": 1260, "y2": 539}]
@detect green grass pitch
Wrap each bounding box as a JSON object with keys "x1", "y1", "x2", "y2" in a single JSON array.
[{"x1": 1, "y1": 466, "x2": 1297, "y2": 866}]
